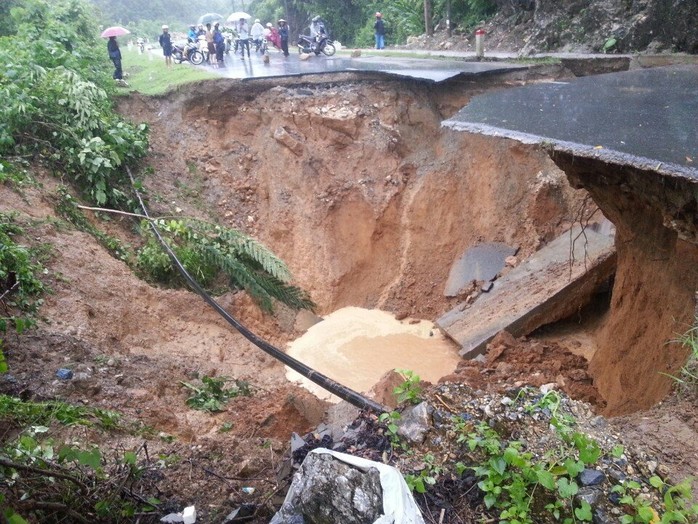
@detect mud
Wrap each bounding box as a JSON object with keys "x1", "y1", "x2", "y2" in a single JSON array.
[
  {"x1": 2, "y1": 69, "x2": 697, "y2": 521},
  {"x1": 286, "y1": 307, "x2": 460, "y2": 401}
]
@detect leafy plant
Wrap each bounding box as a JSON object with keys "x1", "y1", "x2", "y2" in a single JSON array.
[
  {"x1": 394, "y1": 369, "x2": 423, "y2": 404},
  {"x1": 181, "y1": 375, "x2": 252, "y2": 412},
  {"x1": 0, "y1": 394, "x2": 120, "y2": 429},
  {"x1": 378, "y1": 410, "x2": 403, "y2": 448},
  {"x1": 0, "y1": 212, "x2": 47, "y2": 372},
  {"x1": 137, "y1": 218, "x2": 316, "y2": 313},
  {"x1": 602, "y1": 37, "x2": 617, "y2": 53}
]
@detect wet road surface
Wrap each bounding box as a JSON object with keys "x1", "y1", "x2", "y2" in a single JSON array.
[
  {"x1": 444, "y1": 65, "x2": 698, "y2": 179},
  {"x1": 204, "y1": 48, "x2": 525, "y2": 83}
]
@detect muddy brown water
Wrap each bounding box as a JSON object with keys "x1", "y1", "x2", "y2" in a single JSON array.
[{"x1": 286, "y1": 307, "x2": 461, "y2": 401}]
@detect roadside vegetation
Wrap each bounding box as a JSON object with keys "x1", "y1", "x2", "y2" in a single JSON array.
[
  {"x1": 0, "y1": 3, "x2": 312, "y2": 520},
  {"x1": 378, "y1": 376, "x2": 698, "y2": 524}
]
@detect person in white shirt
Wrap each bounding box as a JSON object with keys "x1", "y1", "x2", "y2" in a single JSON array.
[
  {"x1": 250, "y1": 19, "x2": 265, "y2": 51},
  {"x1": 237, "y1": 18, "x2": 250, "y2": 58}
]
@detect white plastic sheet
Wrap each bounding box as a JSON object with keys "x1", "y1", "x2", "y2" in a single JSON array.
[{"x1": 282, "y1": 448, "x2": 425, "y2": 524}]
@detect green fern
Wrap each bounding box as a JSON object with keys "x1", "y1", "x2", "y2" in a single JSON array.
[{"x1": 138, "y1": 219, "x2": 315, "y2": 314}]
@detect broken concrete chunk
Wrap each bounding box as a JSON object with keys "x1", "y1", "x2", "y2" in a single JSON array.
[
  {"x1": 444, "y1": 242, "x2": 517, "y2": 297},
  {"x1": 437, "y1": 226, "x2": 615, "y2": 358}
]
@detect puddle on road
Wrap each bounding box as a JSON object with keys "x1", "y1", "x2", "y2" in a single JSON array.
[{"x1": 286, "y1": 306, "x2": 461, "y2": 402}]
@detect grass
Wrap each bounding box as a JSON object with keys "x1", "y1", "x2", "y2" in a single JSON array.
[
  {"x1": 672, "y1": 317, "x2": 698, "y2": 395},
  {"x1": 117, "y1": 45, "x2": 218, "y2": 96}
]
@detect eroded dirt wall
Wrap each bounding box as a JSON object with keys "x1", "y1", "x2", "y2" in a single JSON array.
[
  {"x1": 555, "y1": 154, "x2": 698, "y2": 415},
  {"x1": 121, "y1": 79, "x2": 591, "y2": 320}
]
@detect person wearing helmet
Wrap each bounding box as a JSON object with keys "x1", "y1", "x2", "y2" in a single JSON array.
[
  {"x1": 374, "y1": 12, "x2": 385, "y2": 49},
  {"x1": 250, "y1": 18, "x2": 264, "y2": 52},
  {"x1": 310, "y1": 15, "x2": 327, "y2": 39},
  {"x1": 187, "y1": 25, "x2": 198, "y2": 43},
  {"x1": 158, "y1": 25, "x2": 173, "y2": 68}
]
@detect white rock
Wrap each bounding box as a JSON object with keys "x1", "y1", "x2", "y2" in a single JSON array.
[{"x1": 182, "y1": 506, "x2": 196, "y2": 524}]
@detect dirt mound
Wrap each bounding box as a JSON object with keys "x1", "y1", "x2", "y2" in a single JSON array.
[{"x1": 442, "y1": 331, "x2": 606, "y2": 406}]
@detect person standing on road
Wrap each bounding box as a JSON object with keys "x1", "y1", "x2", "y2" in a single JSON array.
[
  {"x1": 278, "y1": 19, "x2": 289, "y2": 57},
  {"x1": 250, "y1": 19, "x2": 264, "y2": 51},
  {"x1": 237, "y1": 17, "x2": 250, "y2": 59},
  {"x1": 374, "y1": 12, "x2": 385, "y2": 50},
  {"x1": 107, "y1": 36, "x2": 124, "y2": 82},
  {"x1": 158, "y1": 25, "x2": 172, "y2": 68},
  {"x1": 213, "y1": 22, "x2": 225, "y2": 65},
  {"x1": 205, "y1": 23, "x2": 216, "y2": 64}
]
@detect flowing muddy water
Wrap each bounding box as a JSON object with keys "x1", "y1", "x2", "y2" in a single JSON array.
[{"x1": 286, "y1": 306, "x2": 461, "y2": 402}]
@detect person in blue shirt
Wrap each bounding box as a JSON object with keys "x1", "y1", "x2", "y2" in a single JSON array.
[
  {"x1": 107, "y1": 36, "x2": 123, "y2": 80},
  {"x1": 278, "y1": 19, "x2": 289, "y2": 57},
  {"x1": 374, "y1": 12, "x2": 385, "y2": 50},
  {"x1": 187, "y1": 25, "x2": 197, "y2": 43}
]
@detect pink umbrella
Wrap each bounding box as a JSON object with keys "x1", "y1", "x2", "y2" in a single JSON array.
[{"x1": 100, "y1": 26, "x2": 130, "y2": 38}]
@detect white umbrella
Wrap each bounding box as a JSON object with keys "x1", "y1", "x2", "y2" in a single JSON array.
[
  {"x1": 198, "y1": 13, "x2": 224, "y2": 25},
  {"x1": 227, "y1": 12, "x2": 252, "y2": 22}
]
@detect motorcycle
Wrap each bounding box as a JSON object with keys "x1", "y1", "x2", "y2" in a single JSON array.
[
  {"x1": 172, "y1": 42, "x2": 204, "y2": 65},
  {"x1": 297, "y1": 34, "x2": 335, "y2": 56},
  {"x1": 253, "y1": 37, "x2": 267, "y2": 54}
]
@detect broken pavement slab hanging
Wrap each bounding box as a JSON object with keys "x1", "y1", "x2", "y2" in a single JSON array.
[{"x1": 437, "y1": 225, "x2": 616, "y2": 358}]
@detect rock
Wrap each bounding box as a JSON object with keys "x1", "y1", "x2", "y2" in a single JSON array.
[
  {"x1": 593, "y1": 507, "x2": 615, "y2": 524},
  {"x1": 273, "y1": 127, "x2": 304, "y2": 156},
  {"x1": 350, "y1": 49, "x2": 361, "y2": 58},
  {"x1": 222, "y1": 505, "x2": 256, "y2": 523},
  {"x1": 270, "y1": 452, "x2": 383, "y2": 524},
  {"x1": 575, "y1": 487, "x2": 602, "y2": 506},
  {"x1": 299, "y1": 53, "x2": 312, "y2": 61},
  {"x1": 579, "y1": 468, "x2": 605, "y2": 486},
  {"x1": 397, "y1": 402, "x2": 433, "y2": 444}
]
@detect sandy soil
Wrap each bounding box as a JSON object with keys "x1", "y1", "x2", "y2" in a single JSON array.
[{"x1": 2, "y1": 72, "x2": 697, "y2": 521}]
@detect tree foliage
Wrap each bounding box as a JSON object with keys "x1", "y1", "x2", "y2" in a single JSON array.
[
  {"x1": 137, "y1": 219, "x2": 316, "y2": 313},
  {"x1": 2, "y1": 0, "x2": 315, "y2": 317}
]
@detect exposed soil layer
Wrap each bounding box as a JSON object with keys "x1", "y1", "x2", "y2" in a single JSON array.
[{"x1": 2, "y1": 70, "x2": 697, "y2": 521}]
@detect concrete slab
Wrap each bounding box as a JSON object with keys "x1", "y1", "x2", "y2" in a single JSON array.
[
  {"x1": 436, "y1": 227, "x2": 616, "y2": 358},
  {"x1": 444, "y1": 242, "x2": 517, "y2": 297},
  {"x1": 443, "y1": 65, "x2": 698, "y2": 180}
]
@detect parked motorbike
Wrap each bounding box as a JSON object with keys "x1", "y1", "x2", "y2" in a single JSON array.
[
  {"x1": 172, "y1": 42, "x2": 204, "y2": 65},
  {"x1": 297, "y1": 34, "x2": 335, "y2": 56}
]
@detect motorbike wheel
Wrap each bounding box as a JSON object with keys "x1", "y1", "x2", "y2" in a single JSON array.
[
  {"x1": 173, "y1": 51, "x2": 183, "y2": 64},
  {"x1": 322, "y1": 43, "x2": 336, "y2": 57},
  {"x1": 190, "y1": 51, "x2": 204, "y2": 65}
]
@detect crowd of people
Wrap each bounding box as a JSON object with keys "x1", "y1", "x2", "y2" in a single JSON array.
[{"x1": 105, "y1": 13, "x2": 388, "y2": 79}]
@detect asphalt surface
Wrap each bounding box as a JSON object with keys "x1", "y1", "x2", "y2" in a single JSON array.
[
  {"x1": 206, "y1": 48, "x2": 526, "y2": 83},
  {"x1": 443, "y1": 65, "x2": 698, "y2": 180}
]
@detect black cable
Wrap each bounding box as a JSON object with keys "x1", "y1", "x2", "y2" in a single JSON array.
[{"x1": 126, "y1": 166, "x2": 387, "y2": 414}]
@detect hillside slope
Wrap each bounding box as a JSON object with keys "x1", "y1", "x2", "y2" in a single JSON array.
[{"x1": 406, "y1": 0, "x2": 698, "y2": 55}]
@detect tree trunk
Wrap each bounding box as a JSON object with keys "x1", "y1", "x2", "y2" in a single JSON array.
[
  {"x1": 424, "y1": 0, "x2": 433, "y2": 37},
  {"x1": 446, "y1": 0, "x2": 452, "y2": 37}
]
